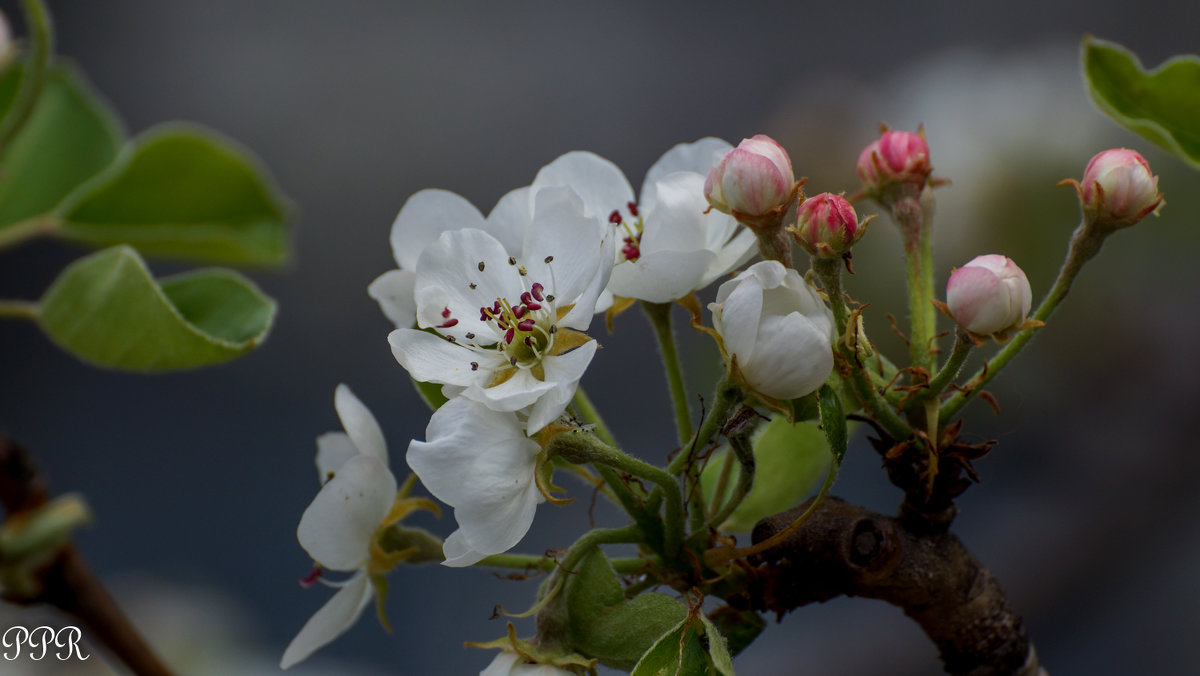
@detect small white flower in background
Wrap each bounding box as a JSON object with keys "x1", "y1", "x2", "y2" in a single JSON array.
[
  {"x1": 283, "y1": 386, "x2": 429, "y2": 669},
  {"x1": 481, "y1": 650, "x2": 578, "y2": 676},
  {"x1": 946, "y1": 254, "x2": 1032, "y2": 338},
  {"x1": 389, "y1": 186, "x2": 612, "y2": 434},
  {"x1": 709, "y1": 261, "x2": 835, "y2": 400},
  {"x1": 531, "y1": 139, "x2": 757, "y2": 303},
  {"x1": 407, "y1": 397, "x2": 548, "y2": 568}
]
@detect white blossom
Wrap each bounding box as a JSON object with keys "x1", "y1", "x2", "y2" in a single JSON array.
[{"x1": 481, "y1": 650, "x2": 577, "y2": 676}]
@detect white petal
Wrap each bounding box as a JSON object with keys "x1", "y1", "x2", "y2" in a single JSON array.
[
  {"x1": 639, "y1": 172, "x2": 710, "y2": 254},
  {"x1": 524, "y1": 340, "x2": 598, "y2": 433},
  {"x1": 531, "y1": 151, "x2": 634, "y2": 221},
  {"x1": 315, "y1": 432, "x2": 357, "y2": 485},
  {"x1": 699, "y1": 228, "x2": 757, "y2": 288},
  {"x1": 608, "y1": 249, "x2": 715, "y2": 303},
  {"x1": 464, "y1": 367, "x2": 557, "y2": 412},
  {"x1": 640, "y1": 138, "x2": 732, "y2": 212},
  {"x1": 555, "y1": 227, "x2": 615, "y2": 330},
  {"x1": 367, "y1": 269, "x2": 417, "y2": 329},
  {"x1": 334, "y1": 384, "x2": 387, "y2": 467},
  {"x1": 391, "y1": 189, "x2": 487, "y2": 270},
  {"x1": 389, "y1": 328, "x2": 501, "y2": 388},
  {"x1": 481, "y1": 651, "x2": 523, "y2": 676},
  {"x1": 280, "y1": 572, "x2": 372, "y2": 669},
  {"x1": 739, "y1": 312, "x2": 834, "y2": 399},
  {"x1": 713, "y1": 274, "x2": 764, "y2": 363},
  {"x1": 414, "y1": 228, "x2": 525, "y2": 332},
  {"x1": 297, "y1": 455, "x2": 396, "y2": 571},
  {"x1": 487, "y1": 186, "x2": 534, "y2": 256},
  {"x1": 521, "y1": 186, "x2": 609, "y2": 309},
  {"x1": 442, "y1": 529, "x2": 488, "y2": 568}
]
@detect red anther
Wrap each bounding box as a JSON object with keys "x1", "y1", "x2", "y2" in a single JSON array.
[
  {"x1": 299, "y1": 566, "x2": 322, "y2": 589},
  {"x1": 524, "y1": 336, "x2": 534, "y2": 346},
  {"x1": 608, "y1": 209, "x2": 623, "y2": 225},
  {"x1": 517, "y1": 319, "x2": 535, "y2": 332},
  {"x1": 524, "y1": 302, "x2": 542, "y2": 311},
  {"x1": 436, "y1": 318, "x2": 459, "y2": 329},
  {"x1": 479, "y1": 307, "x2": 493, "y2": 321},
  {"x1": 493, "y1": 301, "x2": 503, "y2": 314},
  {"x1": 520, "y1": 292, "x2": 533, "y2": 304},
  {"x1": 531, "y1": 283, "x2": 545, "y2": 301},
  {"x1": 505, "y1": 328, "x2": 515, "y2": 344},
  {"x1": 441, "y1": 306, "x2": 452, "y2": 319},
  {"x1": 627, "y1": 201, "x2": 639, "y2": 217},
  {"x1": 513, "y1": 305, "x2": 527, "y2": 319},
  {"x1": 621, "y1": 236, "x2": 641, "y2": 262}
]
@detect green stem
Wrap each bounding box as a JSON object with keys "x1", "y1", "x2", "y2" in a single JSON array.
[
  {"x1": 0, "y1": 300, "x2": 39, "y2": 320},
  {"x1": 476, "y1": 552, "x2": 649, "y2": 575},
  {"x1": 559, "y1": 524, "x2": 644, "y2": 573},
  {"x1": 921, "y1": 328, "x2": 972, "y2": 404},
  {"x1": 668, "y1": 379, "x2": 740, "y2": 476},
  {"x1": 0, "y1": 216, "x2": 59, "y2": 251},
  {"x1": 693, "y1": 432, "x2": 756, "y2": 543},
  {"x1": 940, "y1": 222, "x2": 1102, "y2": 421},
  {"x1": 550, "y1": 431, "x2": 685, "y2": 560},
  {"x1": 0, "y1": 0, "x2": 53, "y2": 154},
  {"x1": 642, "y1": 301, "x2": 692, "y2": 445},
  {"x1": 571, "y1": 387, "x2": 617, "y2": 447},
  {"x1": 706, "y1": 450, "x2": 736, "y2": 518},
  {"x1": 893, "y1": 196, "x2": 936, "y2": 373},
  {"x1": 813, "y1": 259, "x2": 911, "y2": 441}
]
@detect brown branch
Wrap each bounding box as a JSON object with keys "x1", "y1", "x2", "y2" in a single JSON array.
[
  {"x1": 0, "y1": 430, "x2": 174, "y2": 676},
  {"x1": 744, "y1": 496, "x2": 1045, "y2": 676}
]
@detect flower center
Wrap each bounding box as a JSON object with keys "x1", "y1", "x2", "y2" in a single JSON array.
[
  {"x1": 477, "y1": 281, "x2": 557, "y2": 368},
  {"x1": 609, "y1": 201, "x2": 643, "y2": 263}
]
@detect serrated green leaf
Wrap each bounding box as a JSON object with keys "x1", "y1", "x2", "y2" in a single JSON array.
[
  {"x1": 38, "y1": 245, "x2": 276, "y2": 371},
  {"x1": 1083, "y1": 36, "x2": 1200, "y2": 169},
  {"x1": 562, "y1": 549, "x2": 687, "y2": 671},
  {"x1": 412, "y1": 379, "x2": 448, "y2": 410},
  {"x1": 0, "y1": 62, "x2": 123, "y2": 231},
  {"x1": 701, "y1": 416, "x2": 832, "y2": 533},
  {"x1": 818, "y1": 384, "x2": 847, "y2": 466},
  {"x1": 630, "y1": 610, "x2": 735, "y2": 676},
  {"x1": 57, "y1": 124, "x2": 291, "y2": 265}
]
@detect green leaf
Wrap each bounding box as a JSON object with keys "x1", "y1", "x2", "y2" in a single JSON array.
[
  {"x1": 1083, "y1": 36, "x2": 1200, "y2": 169},
  {"x1": 0, "y1": 62, "x2": 123, "y2": 231},
  {"x1": 38, "y1": 245, "x2": 276, "y2": 371},
  {"x1": 630, "y1": 609, "x2": 735, "y2": 676},
  {"x1": 818, "y1": 383, "x2": 847, "y2": 466},
  {"x1": 561, "y1": 549, "x2": 687, "y2": 671},
  {"x1": 700, "y1": 416, "x2": 832, "y2": 533},
  {"x1": 57, "y1": 124, "x2": 291, "y2": 265}
]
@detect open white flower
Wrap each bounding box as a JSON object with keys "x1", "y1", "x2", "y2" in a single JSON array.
[
  {"x1": 389, "y1": 186, "x2": 612, "y2": 433},
  {"x1": 530, "y1": 138, "x2": 757, "y2": 303},
  {"x1": 407, "y1": 397, "x2": 546, "y2": 568},
  {"x1": 710, "y1": 261, "x2": 835, "y2": 400},
  {"x1": 282, "y1": 386, "x2": 396, "y2": 669}
]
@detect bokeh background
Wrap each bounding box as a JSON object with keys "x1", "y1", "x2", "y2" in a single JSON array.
[{"x1": 1, "y1": 1, "x2": 1199, "y2": 674}]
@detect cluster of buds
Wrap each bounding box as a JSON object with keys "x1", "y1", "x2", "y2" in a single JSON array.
[
  {"x1": 855, "y1": 128, "x2": 933, "y2": 202},
  {"x1": 1065, "y1": 148, "x2": 1163, "y2": 232}
]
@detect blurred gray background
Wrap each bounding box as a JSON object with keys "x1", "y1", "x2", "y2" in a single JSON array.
[{"x1": 1, "y1": 1, "x2": 1199, "y2": 674}]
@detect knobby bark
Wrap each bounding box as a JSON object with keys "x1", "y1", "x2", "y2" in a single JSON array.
[
  {"x1": 0, "y1": 430, "x2": 174, "y2": 676},
  {"x1": 745, "y1": 496, "x2": 1046, "y2": 676}
]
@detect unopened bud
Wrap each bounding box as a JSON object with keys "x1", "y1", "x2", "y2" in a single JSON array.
[
  {"x1": 855, "y1": 129, "x2": 931, "y2": 200},
  {"x1": 704, "y1": 134, "x2": 795, "y2": 221},
  {"x1": 790, "y1": 192, "x2": 868, "y2": 258},
  {"x1": 946, "y1": 255, "x2": 1032, "y2": 338},
  {"x1": 1075, "y1": 148, "x2": 1162, "y2": 230}
]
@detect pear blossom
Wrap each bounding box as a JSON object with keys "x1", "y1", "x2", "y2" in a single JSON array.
[
  {"x1": 856, "y1": 129, "x2": 932, "y2": 197},
  {"x1": 946, "y1": 254, "x2": 1032, "y2": 337},
  {"x1": 791, "y1": 192, "x2": 868, "y2": 258},
  {"x1": 482, "y1": 651, "x2": 577, "y2": 676},
  {"x1": 407, "y1": 397, "x2": 545, "y2": 567},
  {"x1": 530, "y1": 139, "x2": 757, "y2": 303},
  {"x1": 710, "y1": 261, "x2": 835, "y2": 400},
  {"x1": 389, "y1": 186, "x2": 612, "y2": 433},
  {"x1": 1076, "y1": 148, "x2": 1163, "y2": 229},
  {"x1": 282, "y1": 386, "x2": 397, "y2": 669}
]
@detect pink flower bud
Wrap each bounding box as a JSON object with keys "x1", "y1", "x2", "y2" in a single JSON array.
[
  {"x1": 946, "y1": 255, "x2": 1032, "y2": 337},
  {"x1": 791, "y1": 192, "x2": 867, "y2": 258},
  {"x1": 704, "y1": 134, "x2": 795, "y2": 219},
  {"x1": 855, "y1": 130, "x2": 931, "y2": 198},
  {"x1": 1077, "y1": 148, "x2": 1162, "y2": 228}
]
